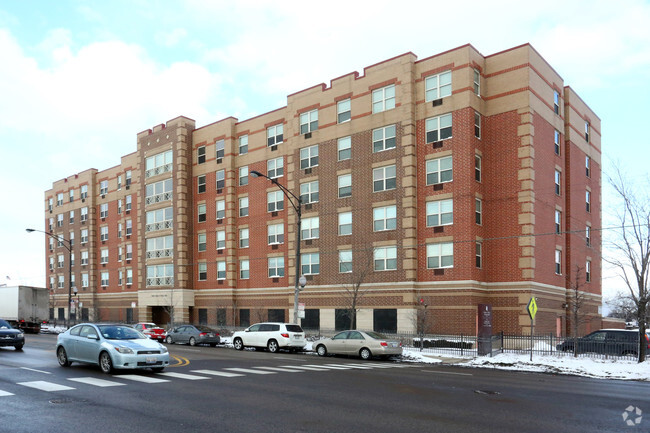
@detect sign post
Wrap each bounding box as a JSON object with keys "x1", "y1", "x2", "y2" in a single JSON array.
[
  {"x1": 477, "y1": 304, "x2": 492, "y2": 356},
  {"x1": 527, "y1": 297, "x2": 538, "y2": 361}
]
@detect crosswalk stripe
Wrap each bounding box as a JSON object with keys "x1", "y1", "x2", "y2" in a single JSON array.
[
  {"x1": 224, "y1": 368, "x2": 276, "y2": 375},
  {"x1": 157, "y1": 372, "x2": 209, "y2": 380},
  {"x1": 324, "y1": 363, "x2": 373, "y2": 369},
  {"x1": 255, "y1": 366, "x2": 304, "y2": 373},
  {"x1": 117, "y1": 374, "x2": 170, "y2": 383},
  {"x1": 0, "y1": 390, "x2": 15, "y2": 397},
  {"x1": 190, "y1": 370, "x2": 245, "y2": 378},
  {"x1": 280, "y1": 365, "x2": 330, "y2": 371},
  {"x1": 18, "y1": 381, "x2": 75, "y2": 392},
  {"x1": 302, "y1": 364, "x2": 352, "y2": 370},
  {"x1": 68, "y1": 377, "x2": 126, "y2": 387}
]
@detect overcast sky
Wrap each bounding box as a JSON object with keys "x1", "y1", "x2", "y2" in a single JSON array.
[{"x1": 1, "y1": 0, "x2": 649, "y2": 303}]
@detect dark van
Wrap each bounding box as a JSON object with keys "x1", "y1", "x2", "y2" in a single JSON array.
[{"x1": 556, "y1": 329, "x2": 650, "y2": 356}]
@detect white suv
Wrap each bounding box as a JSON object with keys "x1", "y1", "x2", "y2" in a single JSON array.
[{"x1": 232, "y1": 322, "x2": 306, "y2": 353}]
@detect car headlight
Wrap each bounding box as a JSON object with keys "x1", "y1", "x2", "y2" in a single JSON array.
[
  {"x1": 113, "y1": 346, "x2": 134, "y2": 354},
  {"x1": 159, "y1": 344, "x2": 168, "y2": 353}
]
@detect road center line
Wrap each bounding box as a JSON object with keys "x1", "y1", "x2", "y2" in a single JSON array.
[{"x1": 420, "y1": 370, "x2": 473, "y2": 376}]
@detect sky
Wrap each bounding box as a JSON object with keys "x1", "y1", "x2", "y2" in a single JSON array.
[{"x1": 1, "y1": 0, "x2": 649, "y2": 305}]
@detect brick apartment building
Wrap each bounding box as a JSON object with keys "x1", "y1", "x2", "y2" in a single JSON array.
[{"x1": 43, "y1": 43, "x2": 602, "y2": 335}]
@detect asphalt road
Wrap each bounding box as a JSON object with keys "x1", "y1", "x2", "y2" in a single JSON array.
[{"x1": 0, "y1": 333, "x2": 648, "y2": 433}]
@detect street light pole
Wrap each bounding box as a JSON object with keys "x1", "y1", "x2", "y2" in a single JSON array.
[
  {"x1": 251, "y1": 170, "x2": 304, "y2": 324},
  {"x1": 26, "y1": 228, "x2": 73, "y2": 328}
]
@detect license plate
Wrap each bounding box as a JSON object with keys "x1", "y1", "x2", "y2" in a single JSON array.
[
  {"x1": 145, "y1": 357, "x2": 157, "y2": 364},
  {"x1": 390, "y1": 343, "x2": 398, "y2": 348}
]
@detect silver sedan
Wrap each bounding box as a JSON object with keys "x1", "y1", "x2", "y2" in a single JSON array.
[
  {"x1": 313, "y1": 330, "x2": 402, "y2": 360},
  {"x1": 56, "y1": 323, "x2": 170, "y2": 374}
]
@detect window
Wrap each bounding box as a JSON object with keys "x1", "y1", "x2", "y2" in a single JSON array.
[
  {"x1": 216, "y1": 200, "x2": 225, "y2": 219},
  {"x1": 337, "y1": 99, "x2": 351, "y2": 123},
  {"x1": 475, "y1": 155, "x2": 482, "y2": 182},
  {"x1": 100, "y1": 203, "x2": 108, "y2": 219},
  {"x1": 58, "y1": 275, "x2": 65, "y2": 289},
  {"x1": 300, "y1": 109, "x2": 318, "y2": 134},
  {"x1": 373, "y1": 165, "x2": 396, "y2": 192},
  {"x1": 240, "y1": 260, "x2": 249, "y2": 279},
  {"x1": 198, "y1": 233, "x2": 207, "y2": 252},
  {"x1": 426, "y1": 243, "x2": 453, "y2": 269},
  {"x1": 217, "y1": 261, "x2": 226, "y2": 280},
  {"x1": 586, "y1": 226, "x2": 591, "y2": 247},
  {"x1": 338, "y1": 174, "x2": 352, "y2": 198},
  {"x1": 267, "y1": 157, "x2": 283, "y2": 179},
  {"x1": 339, "y1": 250, "x2": 352, "y2": 273},
  {"x1": 555, "y1": 249, "x2": 562, "y2": 275},
  {"x1": 49, "y1": 238, "x2": 54, "y2": 251},
  {"x1": 239, "y1": 166, "x2": 248, "y2": 186},
  {"x1": 301, "y1": 217, "x2": 319, "y2": 240},
  {"x1": 125, "y1": 170, "x2": 132, "y2": 186},
  {"x1": 338, "y1": 212, "x2": 352, "y2": 236},
  {"x1": 426, "y1": 199, "x2": 453, "y2": 227},
  {"x1": 198, "y1": 175, "x2": 206, "y2": 193},
  {"x1": 554, "y1": 130, "x2": 561, "y2": 155},
  {"x1": 216, "y1": 230, "x2": 226, "y2": 250},
  {"x1": 127, "y1": 269, "x2": 134, "y2": 286},
  {"x1": 82, "y1": 273, "x2": 89, "y2": 288},
  {"x1": 126, "y1": 219, "x2": 132, "y2": 236},
  {"x1": 57, "y1": 214, "x2": 63, "y2": 227},
  {"x1": 81, "y1": 229, "x2": 88, "y2": 244},
  {"x1": 81, "y1": 185, "x2": 88, "y2": 199},
  {"x1": 146, "y1": 207, "x2": 173, "y2": 232},
  {"x1": 198, "y1": 263, "x2": 207, "y2": 281},
  {"x1": 474, "y1": 112, "x2": 481, "y2": 138},
  {"x1": 239, "y1": 135, "x2": 248, "y2": 155},
  {"x1": 585, "y1": 156, "x2": 591, "y2": 177},
  {"x1": 554, "y1": 170, "x2": 561, "y2": 195},
  {"x1": 476, "y1": 242, "x2": 482, "y2": 268},
  {"x1": 216, "y1": 169, "x2": 225, "y2": 190},
  {"x1": 268, "y1": 257, "x2": 285, "y2": 278},
  {"x1": 48, "y1": 198, "x2": 53, "y2": 211},
  {"x1": 215, "y1": 139, "x2": 225, "y2": 159},
  {"x1": 100, "y1": 249, "x2": 109, "y2": 264},
  {"x1": 338, "y1": 136, "x2": 351, "y2": 161},
  {"x1": 125, "y1": 195, "x2": 132, "y2": 211},
  {"x1": 239, "y1": 197, "x2": 249, "y2": 217},
  {"x1": 69, "y1": 189, "x2": 74, "y2": 202},
  {"x1": 145, "y1": 150, "x2": 173, "y2": 178},
  {"x1": 373, "y1": 125, "x2": 396, "y2": 152},
  {"x1": 473, "y1": 69, "x2": 480, "y2": 96},
  {"x1": 198, "y1": 203, "x2": 206, "y2": 222},
  {"x1": 146, "y1": 264, "x2": 174, "y2": 287},
  {"x1": 268, "y1": 223, "x2": 284, "y2": 244},
  {"x1": 300, "y1": 145, "x2": 319, "y2": 169},
  {"x1": 426, "y1": 114, "x2": 452, "y2": 143},
  {"x1": 198, "y1": 146, "x2": 206, "y2": 164},
  {"x1": 267, "y1": 191, "x2": 284, "y2": 212},
  {"x1": 373, "y1": 205, "x2": 396, "y2": 231},
  {"x1": 301, "y1": 253, "x2": 320, "y2": 275},
  {"x1": 586, "y1": 260, "x2": 591, "y2": 282},
  {"x1": 374, "y1": 246, "x2": 397, "y2": 271},
  {"x1": 100, "y1": 181, "x2": 108, "y2": 196},
  {"x1": 267, "y1": 124, "x2": 283, "y2": 146},
  {"x1": 425, "y1": 71, "x2": 452, "y2": 101},
  {"x1": 58, "y1": 254, "x2": 64, "y2": 268},
  {"x1": 56, "y1": 193, "x2": 64, "y2": 206},
  {"x1": 101, "y1": 272, "x2": 109, "y2": 287},
  {"x1": 555, "y1": 210, "x2": 561, "y2": 234},
  {"x1": 586, "y1": 191, "x2": 591, "y2": 213},
  {"x1": 81, "y1": 251, "x2": 88, "y2": 265},
  {"x1": 118, "y1": 270, "x2": 123, "y2": 285},
  {"x1": 118, "y1": 199, "x2": 122, "y2": 214},
  {"x1": 100, "y1": 226, "x2": 109, "y2": 242},
  {"x1": 554, "y1": 90, "x2": 560, "y2": 115},
  {"x1": 585, "y1": 122, "x2": 590, "y2": 142},
  {"x1": 300, "y1": 181, "x2": 319, "y2": 204},
  {"x1": 145, "y1": 179, "x2": 173, "y2": 204},
  {"x1": 239, "y1": 228, "x2": 249, "y2": 248},
  {"x1": 69, "y1": 231, "x2": 74, "y2": 246},
  {"x1": 426, "y1": 156, "x2": 453, "y2": 185},
  {"x1": 118, "y1": 246, "x2": 123, "y2": 261},
  {"x1": 126, "y1": 244, "x2": 132, "y2": 260},
  {"x1": 372, "y1": 84, "x2": 395, "y2": 113},
  {"x1": 49, "y1": 257, "x2": 54, "y2": 270},
  {"x1": 48, "y1": 218, "x2": 53, "y2": 231},
  {"x1": 475, "y1": 198, "x2": 482, "y2": 225}
]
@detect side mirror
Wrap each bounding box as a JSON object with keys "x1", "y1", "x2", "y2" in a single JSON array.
[{"x1": 87, "y1": 333, "x2": 99, "y2": 340}]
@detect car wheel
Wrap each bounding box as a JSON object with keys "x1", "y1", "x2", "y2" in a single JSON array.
[
  {"x1": 14, "y1": 344, "x2": 24, "y2": 351},
  {"x1": 267, "y1": 339, "x2": 279, "y2": 353},
  {"x1": 166, "y1": 336, "x2": 173, "y2": 344},
  {"x1": 233, "y1": 338, "x2": 244, "y2": 350},
  {"x1": 189, "y1": 337, "x2": 196, "y2": 346},
  {"x1": 151, "y1": 367, "x2": 165, "y2": 373},
  {"x1": 316, "y1": 345, "x2": 327, "y2": 357},
  {"x1": 57, "y1": 346, "x2": 71, "y2": 367},
  {"x1": 359, "y1": 348, "x2": 372, "y2": 360},
  {"x1": 99, "y1": 351, "x2": 113, "y2": 374}
]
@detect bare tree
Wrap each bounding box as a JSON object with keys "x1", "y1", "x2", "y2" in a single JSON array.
[
  {"x1": 606, "y1": 292, "x2": 637, "y2": 323},
  {"x1": 566, "y1": 265, "x2": 590, "y2": 357},
  {"x1": 411, "y1": 294, "x2": 431, "y2": 351},
  {"x1": 605, "y1": 167, "x2": 649, "y2": 362},
  {"x1": 337, "y1": 246, "x2": 376, "y2": 330}
]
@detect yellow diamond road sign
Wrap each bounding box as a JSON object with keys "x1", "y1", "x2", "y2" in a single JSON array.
[{"x1": 527, "y1": 297, "x2": 538, "y2": 320}]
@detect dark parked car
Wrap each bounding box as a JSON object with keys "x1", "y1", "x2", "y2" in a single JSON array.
[
  {"x1": 0, "y1": 319, "x2": 25, "y2": 350},
  {"x1": 165, "y1": 325, "x2": 220, "y2": 346},
  {"x1": 556, "y1": 329, "x2": 650, "y2": 356}
]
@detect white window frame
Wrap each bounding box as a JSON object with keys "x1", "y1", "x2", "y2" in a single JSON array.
[
  {"x1": 198, "y1": 203, "x2": 207, "y2": 222},
  {"x1": 425, "y1": 71, "x2": 452, "y2": 101},
  {"x1": 339, "y1": 250, "x2": 352, "y2": 273},
  {"x1": 217, "y1": 261, "x2": 226, "y2": 280},
  {"x1": 240, "y1": 259, "x2": 250, "y2": 279},
  {"x1": 373, "y1": 125, "x2": 396, "y2": 152},
  {"x1": 198, "y1": 233, "x2": 207, "y2": 252},
  {"x1": 372, "y1": 84, "x2": 395, "y2": 113},
  {"x1": 267, "y1": 191, "x2": 284, "y2": 212},
  {"x1": 338, "y1": 212, "x2": 352, "y2": 236},
  {"x1": 338, "y1": 174, "x2": 352, "y2": 198},
  {"x1": 554, "y1": 130, "x2": 561, "y2": 155},
  {"x1": 215, "y1": 139, "x2": 225, "y2": 159},
  {"x1": 197, "y1": 145, "x2": 206, "y2": 164},
  {"x1": 426, "y1": 199, "x2": 453, "y2": 227},
  {"x1": 267, "y1": 124, "x2": 283, "y2": 146},
  {"x1": 473, "y1": 69, "x2": 480, "y2": 96},
  {"x1": 425, "y1": 114, "x2": 452, "y2": 143},
  {"x1": 239, "y1": 134, "x2": 248, "y2": 155},
  {"x1": 198, "y1": 262, "x2": 207, "y2": 281},
  {"x1": 555, "y1": 249, "x2": 562, "y2": 275},
  {"x1": 239, "y1": 197, "x2": 249, "y2": 217},
  {"x1": 268, "y1": 223, "x2": 284, "y2": 245},
  {"x1": 374, "y1": 246, "x2": 397, "y2": 271},
  {"x1": 100, "y1": 249, "x2": 109, "y2": 264},
  {"x1": 100, "y1": 226, "x2": 109, "y2": 242},
  {"x1": 300, "y1": 109, "x2": 318, "y2": 134},
  {"x1": 475, "y1": 198, "x2": 482, "y2": 225},
  {"x1": 301, "y1": 217, "x2": 320, "y2": 240},
  {"x1": 426, "y1": 156, "x2": 453, "y2": 185},
  {"x1": 426, "y1": 243, "x2": 454, "y2": 269},
  {"x1": 373, "y1": 205, "x2": 396, "y2": 232},
  {"x1": 216, "y1": 230, "x2": 226, "y2": 250},
  {"x1": 372, "y1": 165, "x2": 396, "y2": 192},
  {"x1": 337, "y1": 99, "x2": 351, "y2": 123},
  {"x1": 555, "y1": 170, "x2": 561, "y2": 195},
  {"x1": 239, "y1": 228, "x2": 249, "y2": 248},
  {"x1": 198, "y1": 175, "x2": 206, "y2": 193},
  {"x1": 268, "y1": 257, "x2": 285, "y2": 278},
  {"x1": 300, "y1": 181, "x2": 319, "y2": 204},
  {"x1": 338, "y1": 136, "x2": 351, "y2": 161},
  {"x1": 239, "y1": 166, "x2": 248, "y2": 186},
  {"x1": 301, "y1": 253, "x2": 320, "y2": 275},
  {"x1": 216, "y1": 169, "x2": 225, "y2": 190},
  {"x1": 267, "y1": 157, "x2": 283, "y2": 179},
  {"x1": 216, "y1": 200, "x2": 226, "y2": 220},
  {"x1": 300, "y1": 145, "x2": 319, "y2": 169}
]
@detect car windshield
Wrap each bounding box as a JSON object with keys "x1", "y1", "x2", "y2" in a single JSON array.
[
  {"x1": 364, "y1": 331, "x2": 387, "y2": 340},
  {"x1": 0, "y1": 319, "x2": 12, "y2": 329},
  {"x1": 98, "y1": 325, "x2": 145, "y2": 340}
]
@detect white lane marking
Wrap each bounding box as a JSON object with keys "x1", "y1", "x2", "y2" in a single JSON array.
[
  {"x1": 255, "y1": 366, "x2": 304, "y2": 373},
  {"x1": 18, "y1": 381, "x2": 75, "y2": 392},
  {"x1": 68, "y1": 377, "x2": 126, "y2": 387},
  {"x1": 20, "y1": 367, "x2": 51, "y2": 374},
  {"x1": 280, "y1": 365, "x2": 330, "y2": 371},
  {"x1": 157, "y1": 372, "x2": 209, "y2": 380},
  {"x1": 324, "y1": 364, "x2": 372, "y2": 369},
  {"x1": 302, "y1": 364, "x2": 352, "y2": 370},
  {"x1": 361, "y1": 363, "x2": 396, "y2": 368},
  {"x1": 0, "y1": 390, "x2": 15, "y2": 397},
  {"x1": 420, "y1": 370, "x2": 472, "y2": 376},
  {"x1": 224, "y1": 368, "x2": 276, "y2": 375},
  {"x1": 117, "y1": 374, "x2": 170, "y2": 383},
  {"x1": 191, "y1": 370, "x2": 245, "y2": 378}
]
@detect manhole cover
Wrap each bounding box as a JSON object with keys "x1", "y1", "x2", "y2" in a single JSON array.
[
  {"x1": 50, "y1": 398, "x2": 74, "y2": 404},
  {"x1": 474, "y1": 390, "x2": 501, "y2": 395}
]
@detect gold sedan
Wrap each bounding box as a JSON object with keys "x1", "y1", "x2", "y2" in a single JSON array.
[{"x1": 313, "y1": 330, "x2": 402, "y2": 360}]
